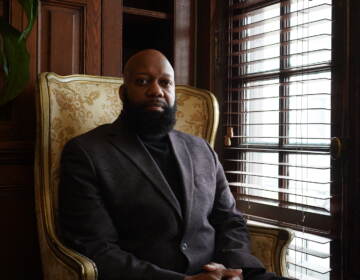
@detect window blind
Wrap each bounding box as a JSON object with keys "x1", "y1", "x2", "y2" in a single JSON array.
[{"x1": 225, "y1": 0, "x2": 332, "y2": 278}]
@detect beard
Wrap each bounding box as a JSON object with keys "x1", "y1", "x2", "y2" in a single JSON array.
[{"x1": 121, "y1": 90, "x2": 177, "y2": 137}]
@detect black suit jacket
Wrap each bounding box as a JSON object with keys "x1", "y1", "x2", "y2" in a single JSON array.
[{"x1": 58, "y1": 117, "x2": 266, "y2": 280}]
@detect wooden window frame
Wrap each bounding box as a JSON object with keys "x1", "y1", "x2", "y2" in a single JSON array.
[
  {"x1": 225, "y1": 0, "x2": 335, "y2": 278},
  {"x1": 216, "y1": 1, "x2": 360, "y2": 279},
  {"x1": 226, "y1": 0, "x2": 332, "y2": 234}
]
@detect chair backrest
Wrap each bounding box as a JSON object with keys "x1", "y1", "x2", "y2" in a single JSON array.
[{"x1": 34, "y1": 72, "x2": 219, "y2": 280}]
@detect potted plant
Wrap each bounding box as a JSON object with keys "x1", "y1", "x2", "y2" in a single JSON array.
[{"x1": 0, "y1": 0, "x2": 38, "y2": 106}]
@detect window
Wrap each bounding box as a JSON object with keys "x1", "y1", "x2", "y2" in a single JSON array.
[{"x1": 225, "y1": 0, "x2": 333, "y2": 279}]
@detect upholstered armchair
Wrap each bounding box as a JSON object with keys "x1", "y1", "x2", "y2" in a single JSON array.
[{"x1": 35, "y1": 72, "x2": 292, "y2": 280}]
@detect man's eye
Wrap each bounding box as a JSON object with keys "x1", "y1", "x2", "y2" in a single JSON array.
[
  {"x1": 135, "y1": 79, "x2": 148, "y2": 85},
  {"x1": 160, "y1": 80, "x2": 172, "y2": 87}
]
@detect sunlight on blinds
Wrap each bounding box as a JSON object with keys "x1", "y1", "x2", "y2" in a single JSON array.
[
  {"x1": 227, "y1": 0, "x2": 332, "y2": 279},
  {"x1": 288, "y1": 231, "x2": 331, "y2": 280},
  {"x1": 288, "y1": 73, "x2": 331, "y2": 145}
]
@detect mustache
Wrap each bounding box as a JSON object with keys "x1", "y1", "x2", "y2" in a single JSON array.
[{"x1": 141, "y1": 99, "x2": 168, "y2": 108}]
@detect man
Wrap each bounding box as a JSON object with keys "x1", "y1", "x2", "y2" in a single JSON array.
[{"x1": 58, "y1": 49, "x2": 288, "y2": 280}]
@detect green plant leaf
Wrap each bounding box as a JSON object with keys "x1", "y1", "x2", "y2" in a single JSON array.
[
  {"x1": 18, "y1": 0, "x2": 38, "y2": 41},
  {"x1": 0, "y1": 0, "x2": 38, "y2": 105},
  {"x1": 0, "y1": 17, "x2": 30, "y2": 105}
]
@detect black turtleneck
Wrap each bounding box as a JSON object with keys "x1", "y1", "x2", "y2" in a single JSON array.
[{"x1": 140, "y1": 134, "x2": 184, "y2": 214}]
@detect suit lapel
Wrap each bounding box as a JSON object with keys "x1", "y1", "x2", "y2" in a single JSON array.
[
  {"x1": 107, "y1": 120, "x2": 183, "y2": 219},
  {"x1": 169, "y1": 131, "x2": 194, "y2": 231}
]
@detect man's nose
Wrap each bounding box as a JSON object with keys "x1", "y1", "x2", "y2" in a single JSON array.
[{"x1": 146, "y1": 81, "x2": 164, "y2": 97}]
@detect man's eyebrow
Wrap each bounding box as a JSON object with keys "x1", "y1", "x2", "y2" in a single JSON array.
[
  {"x1": 160, "y1": 74, "x2": 174, "y2": 79},
  {"x1": 133, "y1": 72, "x2": 174, "y2": 78}
]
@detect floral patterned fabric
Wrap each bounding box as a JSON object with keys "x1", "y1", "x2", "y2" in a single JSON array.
[
  {"x1": 175, "y1": 92, "x2": 209, "y2": 139},
  {"x1": 48, "y1": 77, "x2": 122, "y2": 205},
  {"x1": 250, "y1": 233, "x2": 276, "y2": 272}
]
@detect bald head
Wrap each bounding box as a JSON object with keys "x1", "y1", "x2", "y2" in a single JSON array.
[
  {"x1": 123, "y1": 49, "x2": 174, "y2": 84},
  {"x1": 119, "y1": 49, "x2": 177, "y2": 136}
]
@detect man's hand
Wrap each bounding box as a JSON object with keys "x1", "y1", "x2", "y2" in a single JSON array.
[
  {"x1": 184, "y1": 262, "x2": 243, "y2": 280},
  {"x1": 203, "y1": 263, "x2": 243, "y2": 280}
]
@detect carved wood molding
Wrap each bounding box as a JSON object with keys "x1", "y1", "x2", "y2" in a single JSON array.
[
  {"x1": 39, "y1": 0, "x2": 101, "y2": 75},
  {"x1": 0, "y1": 141, "x2": 34, "y2": 164},
  {"x1": 0, "y1": 185, "x2": 30, "y2": 192}
]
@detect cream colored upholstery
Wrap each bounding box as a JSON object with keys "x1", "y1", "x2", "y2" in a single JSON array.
[
  {"x1": 248, "y1": 224, "x2": 292, "y2": 277},
  {"x1": 35, "y1": 72, "x2": 291, "y2": 280}
]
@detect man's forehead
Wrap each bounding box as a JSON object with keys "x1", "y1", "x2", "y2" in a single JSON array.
[
  {"x1": 124, "y1": 50, "x2": 174, "y2": 77},
  {"x1": 132, "y1": 71, "x2": 174, "y2": 79},
  {"x1": 130, "y1": 58, "x2": 173, "y2": 71}
]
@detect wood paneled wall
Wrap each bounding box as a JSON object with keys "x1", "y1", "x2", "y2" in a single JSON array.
[
  {"x1": 39, "y1": 0, "x2": 101, "y2": 75},
  {"x1": 0, "y1": 0, "x2": 195, "y2": 279}
]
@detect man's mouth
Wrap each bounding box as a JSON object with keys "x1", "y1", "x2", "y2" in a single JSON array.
[{"x1": 144, "y1": 101, "x2": 166, "y2": 111}]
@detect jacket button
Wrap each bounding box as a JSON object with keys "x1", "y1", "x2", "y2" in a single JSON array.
[{"x1": 181, "y1": 242, "x2": 188, "y2": 251}]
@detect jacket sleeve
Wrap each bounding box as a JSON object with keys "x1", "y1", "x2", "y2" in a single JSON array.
[
  {"x1": 208, "y1": 152, "x2": 291, "y2": 280},
  {"x1": 58, "y1": 138, "x2": 186, "y2": 280},
  {"x1": 208, "y1": 151, "x2": 265, "y2": 271}
]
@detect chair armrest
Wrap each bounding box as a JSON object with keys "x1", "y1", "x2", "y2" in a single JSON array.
[{"x1": 248, "y1": 223, "x2": 293, "y2": 277}]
